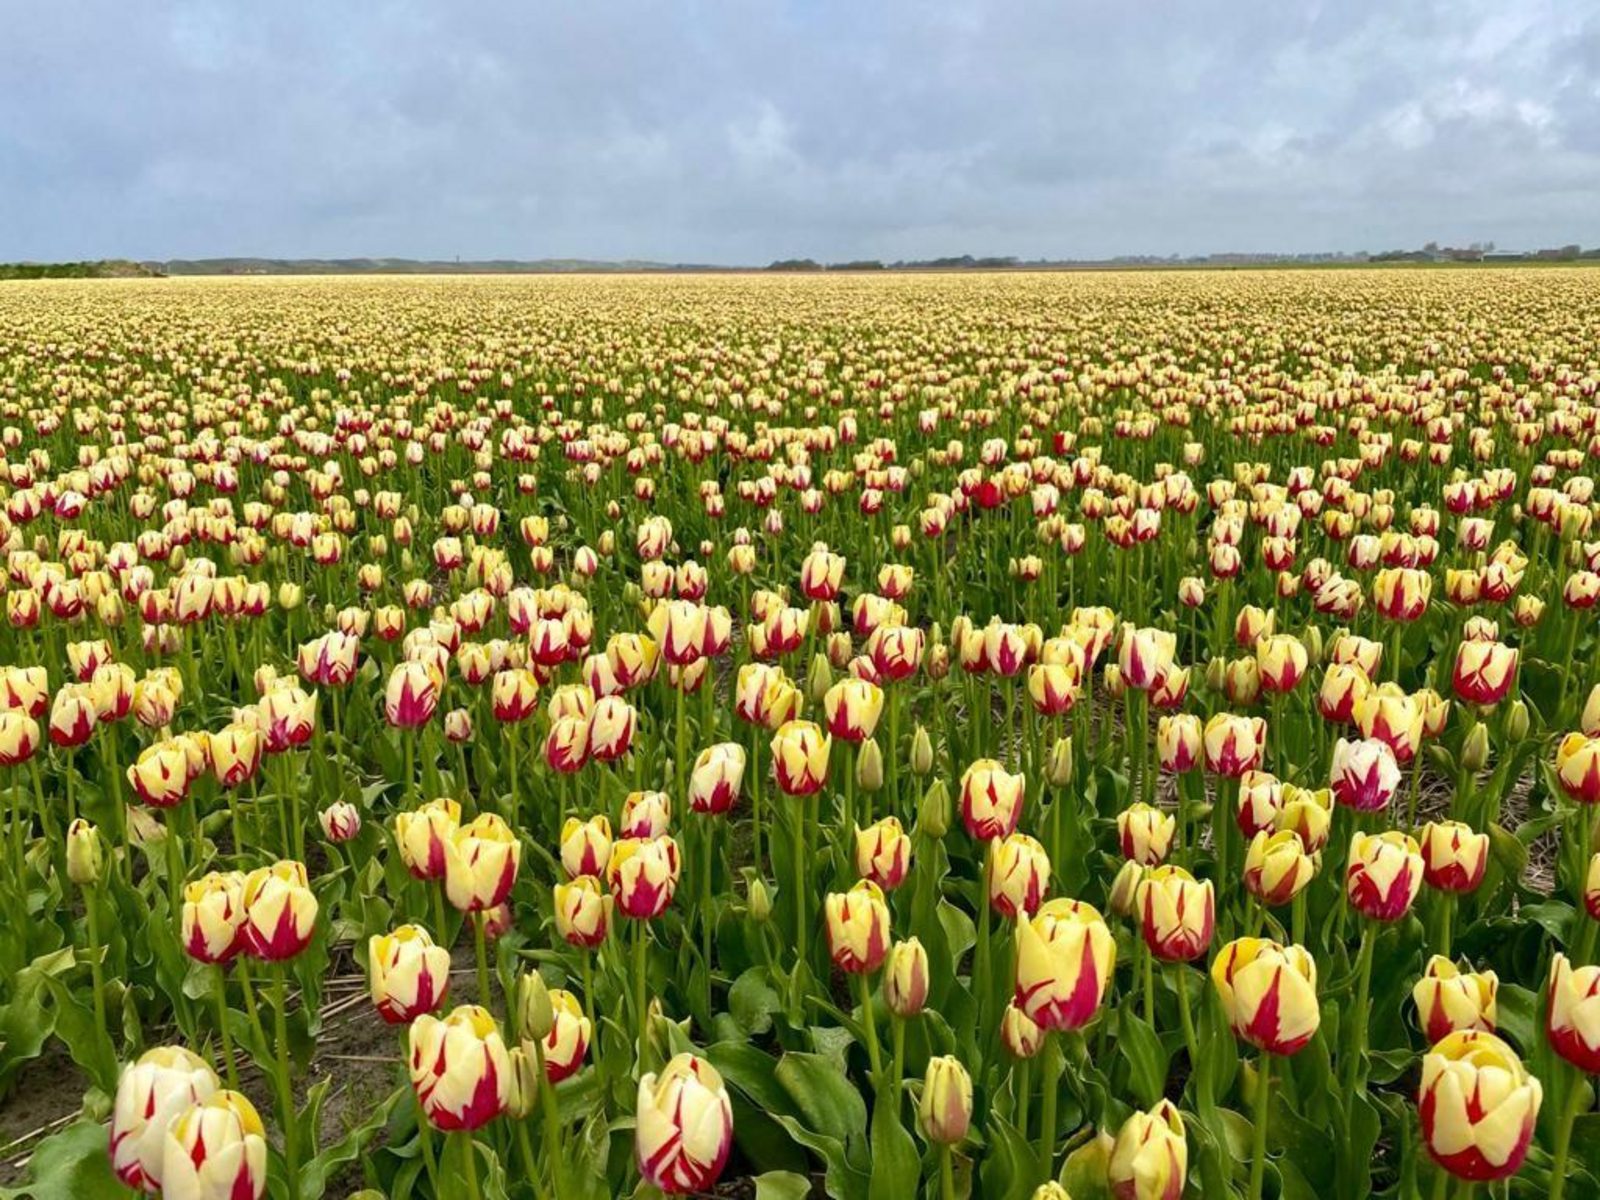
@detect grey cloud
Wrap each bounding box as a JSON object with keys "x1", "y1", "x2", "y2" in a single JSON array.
[{"x1": 1, "y1": 0, "x2": 1596, "y2": 261}]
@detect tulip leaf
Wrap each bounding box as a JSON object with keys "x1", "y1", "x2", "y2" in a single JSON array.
[
  {"x1": 0, "y1": 1118, "x2": 123, "y2": 1200},
  {"x1": 1115, "y1": 1005, "x2": 1169, "y2": 1108},
  {"x1": 868, "y1": 1092, "x2": 923, "y2": 1199},
  {"x1": 753, "y1": 1171, "x2": 817, "y2": 1200}
]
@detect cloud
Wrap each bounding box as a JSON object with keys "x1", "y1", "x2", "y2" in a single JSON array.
[{"x1": 0, "y1": 0, "x2": 1596, "y2": 261}]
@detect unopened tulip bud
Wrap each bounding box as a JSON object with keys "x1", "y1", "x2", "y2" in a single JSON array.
[
  {"x1": 66, "y1": 818, "x2": 104, "y2": 885},
  {"x1": 1460, "y1": 723, "x2": 1489, "y2": 773},
  {"x1": 919, "y1": 779, "x2": 951, "y2": 838},
  {"x1": 1001, "y1": 1002, "x2": 1044, "y2": 1058},
  {"x1": 910, "y1": 726, "x2": 934, "y2": 776},
  {"x1": 747, "y1": 877, "x2": 772, "y2": 923},
  {"x1": 856, "y1": 738, "x2": 884, "y2": 792},
  {"x1": 1506, "y1": 700, "x2": 1529, "y2": 742},
  {"x1": 1109, "y1": 859, "x2": 1145, "y2": 918},
  {"x1": 807, "y1": 653, "x2": 833, "y2": 703},
  {"x1": 519, "y1": 970, "x2": 554, "y2": 1042},
  {"x1": 1047, "y1": 736, "x2": 1074, "y2": 786},
  {"x1": 919, "y1": 1056, "x2": 972, "y2": 1145}
]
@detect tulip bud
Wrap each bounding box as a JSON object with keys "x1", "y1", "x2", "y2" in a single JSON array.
[
  {"x1": 918, "y1": 779, "x2": 951, "y2": 839},
  {"x1": 409, "y1": 1005, "x2": 512, "y2": 1131},
  {"x1": 1108, "y1": 859, "x2": 1145, "y2": 918},
  {"x1": 1108, "y1": 1099, "x2": 1187, "y2": 1200},
  {"x1": 159, "y1": 1090, "x2": 268, "y2": 1200},
  {"x1": 111, "y1": 1047, "x2": 220, "y2": 1191},
  {"x1": 856, "y1": 738, "x2": 884, "y2": 792},
  {"x1": 1418, "y1": 1031, "x2": 1540, "y2": 1182},
  {"x1": 918, "y1": 1056, "x2": 972, "y2": 1145},
  {"x1": 807, "y1": 652, "x2": 833, "y2": 703},
  {"x1": 1047, "y1": 736, "x2": 1074, "y2": 786},
  {"x1": 1211, "y1": 937, "x2": 1319, "y2": 1055},
  {"x1": 636, "y1": 1053, "x2": 734, "y2": 1194},
  {"x1": 1001, "y1": 1002, "x2": 1044, "y2": 1058},
  {"x1": 66, "y1": 818, "x2": 103, "y2": 885},
  {"x1": 318, "y1": 801, "x2": 361, "y2": 844},
  {"x1": 1460, "y1": 722, "x2": 1489, "y2": 773},
  {"x1": 909, "y1": 726, "x2": 934, "y2": 776},
  {"x1": 368, "y1": 925, "x2": 451, "y2": 1025},
  {"x1": 1412, "y1": 956, "x2": 1496, "y2": 1045},
  {"x1": 824, "y1": 880, "x2": 891, "y2": 974},
  {"x1": 883, "y1": 938, "x2": 930, "y2": 1017},
  {"x1": 1506, "y1": 700, "x2": 1529, "y2": 742},
  {"x1": 518, "y1": 970, "x2": 554, "y2": 1042},
  {"x1": 747, "y1": 877, "x2": 773, "y2": 923}
]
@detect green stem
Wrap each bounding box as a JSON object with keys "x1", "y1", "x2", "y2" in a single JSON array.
[
  {"x1": 1248, "y1": 1054, "x2": 1272, "y2": 1200},
  {"x1": 473, "y1": 911, "x2": 492, "y2": 1017},
  {"x1": 214, "y1": 968, "x2": 238, "y2": 1089},
  {"x1": 1548, "y1": 1063, "x2": 1587, "y2": 1200},
  {"x1": 1037, "y1": 1032, "x2": 1062, "y2": 1182},
  {"x1": 855, "y1": 971, "x2": 884, "y2": 1090},
  {"x1": 458, "y1": 1131, "x2": 483, "y2": 1200},
  {"x1": 939, "y1": 1143, "x2": 956, "y2": 1200},
  {"x1": 1173, "y1": 964, "x2": 1200, "y2": 1076},
  {"x1": 634, "y1": 918, "x2": 651, "y2": 1073},
  {"x1": 272, "y1": 969, "x2": 301, "y2": 1199},
  {"x1": 532, "y1": 1038, "x2": 566, "y2": 1200},
  {"x1": 1340, "y1": 923, "x2": 1376, "y2": 1098},
  {"x1": 85, "y1": 885, "x2": 113, "y2": 1076}
]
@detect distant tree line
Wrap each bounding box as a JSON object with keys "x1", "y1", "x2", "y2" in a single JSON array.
[{"x1": 0, "y1": 260, "x2": 162, "y2": 280}]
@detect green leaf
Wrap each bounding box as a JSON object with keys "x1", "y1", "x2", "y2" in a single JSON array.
[
  {"x1": 0, "y1": 1119, "x2": 124, "y2": 1200},
  {"x1": 754, "y1": 1171, "x2": 816, "y2": 1200},
  {"x1": 868, "y1": 1091, "x2": 922, "y2": 1199},
  {"x1": 1117, "y1": 1006, "x2": 1169, "y2": 1108},
  {"x1": 728, "y1": 967, "x2": 782, "y2": 1038}
]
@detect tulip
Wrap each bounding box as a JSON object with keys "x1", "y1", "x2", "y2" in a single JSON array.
[
  {"x1": 110, "y1": 1046, "x2": 220, "y2": 1192},
  {"x1": 1202, "y1": 712, "x2": 1264, "y2": 777},
  {"x1": 800, "y1": 548, "x2": 846, "y2": 601},
  {"x1": 1346, "y1": 830, "x2": 1423, "y2": 921},
  {"x1": 919, "y1": 1056, "x2": 973, "y2": 1145},
  {"x1": 959, "y1": 758, "x2": 1026, "y2": 841},
  {"x1": 1243, "y1": 830, "x2": 1316, "y2": 907},
  {"x1": 159, "y1": 1090, "x2": 267, "y2": 1200},
  {"x1": 1255, "y1": 634, "x2": 1307, "y2": 693},
  {"x1": 182, "y1": 871, "x2": 247, "y2": 965},
  {"x1": 1001, "y1": 1002, "x2": 1044, "y2": 1058},
  {"x1": 0, "y1": 709, "x2": 40, "y2": 767},
  {"x1": 1274, "y1": 784, "x2": 1333, "y2": 853},
  {"x1": 1317, "y1": 662, "x2": 1370, "y2": 724},
  {"x1": 1419, "y1": 820, "x2": 1489, "y2": 894},
  {"x1": 1118, "y1": 626, "x2": 1176, "y2": 691},
  {"x1": 620, "y1": 790, "x2": 672, "y2": 840},
  {"x1": 1212, "y1": 936, "x2": 1320, "y2": 1057},
  {"x1": 257, "y1": 684, "x2": 317, "y2": 752},
  {"x1": 636, "y1": 1053, "x2": 734, "y2": 1195},
  {"x1": 1235, "y1": 770, "x2": 1282, "y2": 836},
  {"x1": 1353, "y1": 685, "x2": 1422, "y2": 763},
  {"x1": 318, "y1": 801, "x2": 360, "y2": 844},
  {"x1": 543, "y1": 714, "x2": 590, "y2": 774},
  {"x1": 883, "y1": 938, "x2": 929, "y2": 1017},
  {"x1": 823, "y1": 677, "x2": 885, "y2": 742},
  {"x1": 1453, "y1": 640, "x2": 1518, "y2": 707},
  {"x1": 1412, "y1": 956, "x2": 1496, "y2": 1045},
  {"x1": 1117, "y1": 802, "x2": 1174, "y2": 866},
  {"x1": 536, "y1": 988, "x2": 592, "y2": 1082},
  {"x1": 1547, "y1": 952, "x2": 1600, "y2": 1073},
  {"x1": 241, "y1": 861, "x2": 318, "y2": 960},
  {"x1": 385, "y1": 661, "x2": 440, "y2": 728},
  {"x1": 988, "y1": 832, "x2": 1052, "y2": 919},
  {"x1": 1109, "y1": 859, "x2": 1146, "y2": 918},
  {"x1": 1556, "y1": 732, "x2": 1600, "y2": 804},
  {"x1": 855, "y1": 816, "x2": 912, "y2": 890},
  {"x1": 1014, "y1": 898, "x2": 1115, "y2": 1031},
  {"x1": 1417, "y1": 1031, "x2": 1540, "y2": 1183},
  {"x1": 1156, "y1": 714, "x2": 1201, "y2": 772},
  {"x1": 553, "y1": 875, "x2": 612, "y2": 947},
  {"x1": 1108, "y1": 1099, "x2": 1187, "y2": 1200},
  {"x1": 1329, "y1": 737, "x2": 1400, "y2": 812},
  {"x1": 824, "y1": 879, "x2": 891, "y2": 973},
  {"x1": 396, "y1": 797, "x2": 460, "y2": 881},
  {"x1": 770, "y1": 720, "x2": 831, "y2": 795},
  {"x1": 1137, "y1": 865, "x2": 1214, "y2": 963},
  {"x1": 369, "y1": 924, "x2": 452, "y2": 1024},
  {"x1": 127, "y1": 741, "x2": 189, "y2": 808},
  {"x1": 1374, "y1": 566, "x2": 1432, "y2": 622},
  {"x1": 209, "y1": 722, "x2": 262, "y2": 788},
  {"x1": 608, "y1": 835, "x2": 681, "y2": 919},
  {"x1": 48, "y1": 684, "x2": 98, "y2": 748},
  {"x1": 410, "y1": 1005, "x2": 512, "y2": 1131},
  {"x1": 559, "y1": 814, "x2": 612, "y2": 879},
  {"x1": 445, "y1": 813, "x2": 521, "y2": 913},
  {"x1": 687, "y1": 743, "x2": 746, "y2": 814}
]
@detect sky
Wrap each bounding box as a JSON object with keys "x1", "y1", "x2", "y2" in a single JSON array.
[{"x1": 3, "y1": 0, "x2": 1598, "y2": 264}]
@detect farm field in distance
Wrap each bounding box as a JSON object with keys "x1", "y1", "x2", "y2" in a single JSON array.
[{"x1": 3, "y1": 266, "x2": 1600, "y2": 1198}]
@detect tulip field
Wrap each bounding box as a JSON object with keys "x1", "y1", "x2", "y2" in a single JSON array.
[{"x1": 5, "y1": 267, "x2": 1600, "y2": 1200}]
